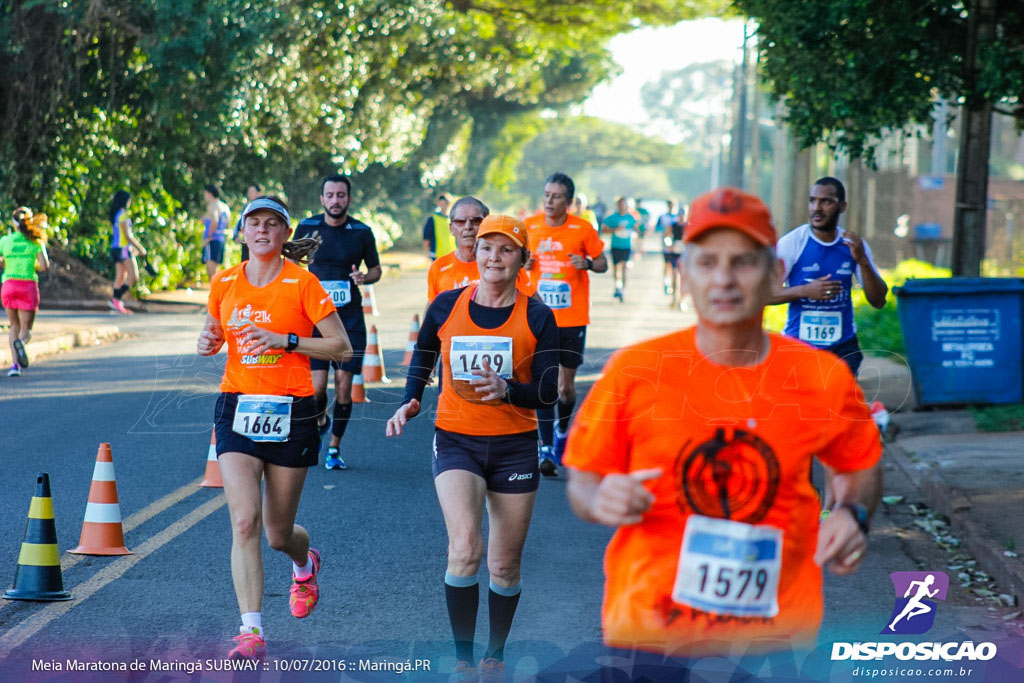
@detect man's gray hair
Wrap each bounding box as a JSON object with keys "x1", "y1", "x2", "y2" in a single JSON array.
[{"x1": 450, "y1": 195, "x2": 490, "y2": 217}]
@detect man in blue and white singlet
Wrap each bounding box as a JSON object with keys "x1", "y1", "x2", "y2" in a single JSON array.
[{"x1": 771, "y1": 177, "x2": 888, "y2": 379}]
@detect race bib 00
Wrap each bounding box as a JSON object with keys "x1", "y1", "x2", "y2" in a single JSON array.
[
  {"x1": 450, "y1": 336, "x2": 513, "y2": 381},
  {"x1": 321, "y1": 280, "x2": 352, "y2": 307},
  {"x1": 232, "y1": 394, "x2": 292, "y2": 442},
  {"x1": 672, "y1": 515, "x2": 782, "y2": 618},
  {"x1": 799, "y1": 310, "x2": 842, "y2": 345},
  {"x1": 537, "y1": 280, "x2": 571, "y2": 310}
]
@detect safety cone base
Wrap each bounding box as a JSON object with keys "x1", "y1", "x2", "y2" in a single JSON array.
[
  {"x1": 68, "y1": 543, "x2": 132, "y2": 556},
  {"x1": 4, "y1": 586, "x2": 72, "y2": 601}
]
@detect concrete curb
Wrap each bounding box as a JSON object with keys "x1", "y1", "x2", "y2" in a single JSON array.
[
  {"x1": 0, "y1": 325, "x2": 123, "y2": 366},
  {"x1": 884, "y1": 439, "x2": 1024, "y2": 603}
]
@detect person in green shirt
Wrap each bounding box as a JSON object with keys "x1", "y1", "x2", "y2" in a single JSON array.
[{"x1": 0, "y1": 209, "x2": 49, "y2": 376}]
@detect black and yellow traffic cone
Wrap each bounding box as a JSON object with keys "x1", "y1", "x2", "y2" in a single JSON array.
[{"x1": 4, "y1": 473, "x2": 71, "y2": 601}]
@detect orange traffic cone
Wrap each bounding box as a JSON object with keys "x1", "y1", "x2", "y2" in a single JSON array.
[
  {"x1": 199, "y1": 429, "x2": 223, "y2": 488},
  {"x1": 361, "y1": 284, "x2": 379, "y2": 316},
  {"x1": 362, "y1": 325, "x2": 389, "y2": 383},
  {"x1": 351, "y1": 373, "x2": 368, "y2": 403},
  {"x1": 399, "y1": 314, "x2": 420, "y2": 366},
  {"x1": 4, "y1": 473, "x2": 71, "y2": 601},
  {"x1": 69, "y1": 444, "x2": 132, "y2": 556}
]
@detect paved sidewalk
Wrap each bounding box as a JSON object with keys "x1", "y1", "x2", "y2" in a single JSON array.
[
  {"x1": 871, "y1": 355, "x2": 1024, "y2": 608},
  {"x1": 0, "y1": 313, "x2": 123, "y2": 367}
]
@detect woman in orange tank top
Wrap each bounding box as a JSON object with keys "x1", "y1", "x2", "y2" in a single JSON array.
[{"x1": 386, "y1": 215, "x2": 559, "y2": 680}]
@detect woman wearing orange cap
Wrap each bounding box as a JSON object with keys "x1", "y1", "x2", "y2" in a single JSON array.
[
  {"x1": 387, "y1": 214, "x2": 558, "y2": 681},
  {"x1": 1, "y1": 209, "x2": 49, "y2": 376}
]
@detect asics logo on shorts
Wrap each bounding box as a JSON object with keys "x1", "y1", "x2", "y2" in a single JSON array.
[{"x1": 508, "y1": 472, "x2": 533, "y2": 482}]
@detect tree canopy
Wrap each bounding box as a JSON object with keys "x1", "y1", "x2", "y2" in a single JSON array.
[
  {"x1": 0, "y1": 0, "x2": 726, "y2": 287},
  {"x1": 736, "y1": 0, "x2": 1023, "y2": 162}
]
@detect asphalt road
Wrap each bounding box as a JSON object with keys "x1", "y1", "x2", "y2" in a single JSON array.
[{"x1": 0, "y1": 241, "x2": 1009, "y2": 681}]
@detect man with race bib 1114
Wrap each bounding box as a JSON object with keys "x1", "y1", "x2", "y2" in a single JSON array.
[{"x1": 524, "y1": 172, "x2": 607, "y2": 477}]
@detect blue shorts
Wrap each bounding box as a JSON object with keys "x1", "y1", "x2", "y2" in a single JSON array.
[
  {"x1": 310, "y1": 310, "x2": 366, "y2": 375},
  {"x1": 202, "y1": 240, "x2": 225, "y2": 264},
  {"x1": 110, "y1": 247, "x2": 130, "y2": 263},
  {"x1": 432, "y1": 428, "x2": 539, "y2": 493},
  {"x1": 213, "y1": 393, "x2": 320, "y2": 467},
  {"x1": 610, "y1": 248, "x2": 631, "y2": 265}
]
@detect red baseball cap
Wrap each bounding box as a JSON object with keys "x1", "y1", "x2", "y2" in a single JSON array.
[
  {"x1": 477, "y1": 214, "x2": 527, "y2": 248},
  {"x1": 684, "y1": 187, "x2": 777, "y2": 246}
]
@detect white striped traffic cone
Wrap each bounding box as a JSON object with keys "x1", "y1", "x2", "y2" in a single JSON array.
[
  {"x1": 351, "y1": 373, "x2": 368, "y2": 403},
  {"x1": 69, "y1": 443, "x2": 132, "y2": 555},
  {"x1": 361, "y1": 284, "x2": 379, "y2": 316},
  {"x1": 199, "y1": 429, "x2": 223, "y2": 488},
  {"x1": 362, "y1": 324, "x2": 389, "y2": 382},
  {"x1": 399, "y1": 314, "x2": 419, "y2": 367}
]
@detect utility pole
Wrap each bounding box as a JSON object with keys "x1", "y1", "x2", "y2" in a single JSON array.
[
  {"x1": 727, "y1": 21, "x2": 750, "y2": 188},
  {"x1": 951, "y1": 0, "x2": 996, "y2": 277}
]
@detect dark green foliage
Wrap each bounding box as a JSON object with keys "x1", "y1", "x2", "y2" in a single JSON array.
[{"x1": 1, "y1": 0, "x2": 725, "y2": 288}]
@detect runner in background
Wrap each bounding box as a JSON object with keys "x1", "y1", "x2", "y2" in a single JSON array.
[
  {"x1": 600, "y1": 196, "x2": 638, "y2": 302},
  {"x1": 428, "y1": 197, "x2": 531, "y2": 302},
  {"x1": 294, "y1": 174, "x2": 381, "y2": 470},
  {"x1": 524, "y1": 172, "x2": 607, "y2": 476},
  {"x1": 423, "y1": 192, "x2": 454, "y2": 261},
  {"x1": 571, "y1": 193, "x2": 598, "y2": 229},
  {"x1": 634, "y1": 198, "x2": 651, "y2": 257},
  {"x1": 108, "y1": 190, "x2": 147, "y2": 315},
  {"x1": 202, "y1": 184, "x2": 230, "y2": 282},
  {"x1": 387, "y1": 214, "x2": 558, "y2": 681},
  {"x1": 233, "y1": 183, "x2": 263, "y2": 263},
  {"x1": 197, "y1": 195, "x2": 350, "y2": 660},
  {"x1": 657, "y1": 199, "x2": 680, "y2": 294},
  {"x1": 770, "y1": 176, "x2": 888, "y2": 509},
  {"x1": 565, "y1": 187, "x2": 881, "y2": 667},
  {"x1": 1, "y1": 209, "x2": 49, "y2": 377}
]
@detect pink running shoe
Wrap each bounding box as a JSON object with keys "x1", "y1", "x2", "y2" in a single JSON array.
[
  {"x1": 228, "y1": 628, "x2": 266, "y2": 660},
  {"x1": 289, "y1": 548, "x2": 321, "y2": 618}
]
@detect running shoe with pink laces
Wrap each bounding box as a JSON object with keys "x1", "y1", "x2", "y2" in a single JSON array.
[
  {"x1": 289, "y1": 548, "x2": 321, "y2": 618},
  {"x1": 227, "y1": 627, "x2": 266, "y2": 660}
]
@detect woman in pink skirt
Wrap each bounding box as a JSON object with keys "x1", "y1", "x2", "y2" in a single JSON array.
[{"x1": 1, "y1": 209, "x2": 49, "y2": 376}]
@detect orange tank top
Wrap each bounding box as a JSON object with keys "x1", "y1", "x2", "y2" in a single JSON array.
[{"x1": 435, "y1": 286, "x2": 538, "y2": 436}]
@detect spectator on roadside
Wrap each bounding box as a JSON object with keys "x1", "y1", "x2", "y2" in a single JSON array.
[
  {"x1": 202, "y1": 184, "x2": 231, "y2": 282},
  {"x1": 422, "y1": 192, "x2": 454, "y2": 261}
]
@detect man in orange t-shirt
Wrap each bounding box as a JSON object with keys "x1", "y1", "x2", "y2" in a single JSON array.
[
  {"x1": 426, "y1": 196, "x2": 530, "y2": 302},
  {"x1": 564, "y1": 187, "x2": 882, "y2": 668},
  {"x1": 524, "y1": 172, "x2": 607, "y2": 476}
]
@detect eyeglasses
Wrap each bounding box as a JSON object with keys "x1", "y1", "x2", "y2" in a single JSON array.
[{"x1": 451, "y1": 216, "x2": 485, "y2": 227}]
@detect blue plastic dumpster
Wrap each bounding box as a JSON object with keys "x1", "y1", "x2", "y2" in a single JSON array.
[{"x1": 894, "y1": 278, "x2": 1024, "y2": 406}]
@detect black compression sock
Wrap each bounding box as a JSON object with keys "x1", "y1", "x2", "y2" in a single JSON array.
[
  {"x1": 486, "y1": 582, "x2": 521, "y2": 662},
  {"x1": 445, "y1": 573, "x2": 479, "y2": 664},
  {"x1": 331, "y1": 401, "x2": 352, "y2": 440}
]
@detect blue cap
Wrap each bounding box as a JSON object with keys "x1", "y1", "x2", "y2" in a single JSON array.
[{"x1": 241, "y1": 197, "x2": 290, "y2": 226}]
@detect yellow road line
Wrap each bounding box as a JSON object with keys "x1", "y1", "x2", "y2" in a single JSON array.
[{"x1": 0, "y1": 493, "x2": 226, "y2": 660}]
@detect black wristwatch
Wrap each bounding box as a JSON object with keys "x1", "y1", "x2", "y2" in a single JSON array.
[
  {"x1": 584, "y1": 257, "x2": 593, "y2": 271},
  {"x1": 835, "y1": 502, "x2": 870, "y2": 536},
  {"x1": 285, "y1": 333, "x2": 299, "y2": 352}
]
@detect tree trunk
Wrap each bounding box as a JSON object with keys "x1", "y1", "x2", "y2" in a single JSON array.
[{"x1": 951, "y1": 0, "x2": 997, "y2": 277}]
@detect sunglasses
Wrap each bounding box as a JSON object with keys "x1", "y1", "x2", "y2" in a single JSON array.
[{"x1": 451, "y1": 216, "x2": 485, "y2": 227}]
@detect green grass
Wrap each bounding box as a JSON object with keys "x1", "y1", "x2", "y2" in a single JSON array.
[{"x1": 969, "y1": 404, "x2": 1024, "y2": 432}]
